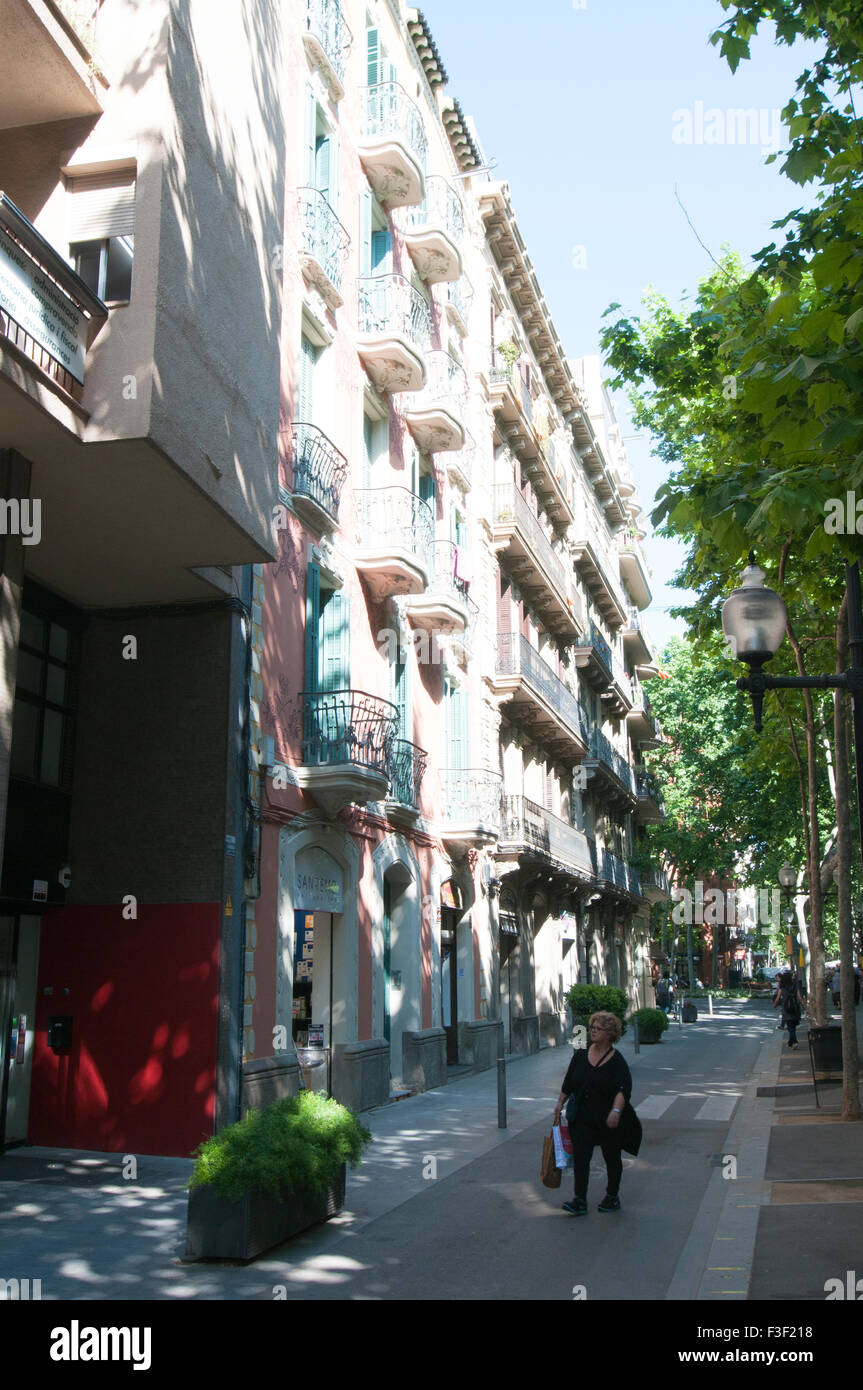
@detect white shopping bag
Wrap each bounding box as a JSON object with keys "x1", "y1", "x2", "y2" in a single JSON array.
[{"x1": 552, "y1": 1123, "x2": 573, "y2": 1169}]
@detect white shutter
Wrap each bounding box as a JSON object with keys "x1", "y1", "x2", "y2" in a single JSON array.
[{"x1": 67, "y1": 171, "x2": 136, "y2": 241}]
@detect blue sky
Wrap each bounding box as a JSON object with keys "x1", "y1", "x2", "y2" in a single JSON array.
[{"x1": 422, "y1": 0, "x2": 817, "y2": 650}]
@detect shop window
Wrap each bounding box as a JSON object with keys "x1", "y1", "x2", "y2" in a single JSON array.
[{"x1": 11, "y1": 607, "x2": 77, "y2": 788}]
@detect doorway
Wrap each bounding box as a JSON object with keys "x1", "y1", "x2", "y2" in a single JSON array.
[{"x1": 440, "y1": 909, "x2": 459, "y2": 1064}]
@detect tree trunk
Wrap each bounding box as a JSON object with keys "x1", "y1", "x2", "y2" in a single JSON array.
[{"x1": 835, "y1": 599, "x2": 861, "y2": 1120}]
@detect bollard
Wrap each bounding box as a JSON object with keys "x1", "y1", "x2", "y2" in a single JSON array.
[
  {"x1": 709, "y1": 993, "x2": 714, "y2": 1016},
  {"x1": 497, "y1": 1057, "x2": 507, "y2": 1129},
  {"x1": 677, "y1": 999, "x2": 683, "y2": 1029},
  {"x1": 633, "y1": 1016, "x2": 640, "y2": 1054}
]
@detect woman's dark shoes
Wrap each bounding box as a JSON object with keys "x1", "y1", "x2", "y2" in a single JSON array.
[
  {"x1": 562, "y1": 1198, "x2": 588, "y2": 1216},
  {"x1": 598, "y1": 1193, "x2": 621, "y2": 1213}
]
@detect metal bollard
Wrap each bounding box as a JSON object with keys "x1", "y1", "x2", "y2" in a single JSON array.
[
  {"x1": 497, "y1": 1057, "x2": 507, "y2": 1129},
  {"x1": 677, "y1": 1000, "x2": 683, "y2": 1029},
  {"x1": 633, "y1": 1016, "x2": 640, "y2": 1054},
  {"x1": 709, "y1": 993, "x2": 714, "y2": 1016}
]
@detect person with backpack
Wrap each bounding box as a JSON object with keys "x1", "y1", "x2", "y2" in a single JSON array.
[
  {"x1": 654, "y1": 972, "x2": 671, "y2": 1014},
  {"x1": 773, "y1": 971, "x2": 802, "y2": 1049}
]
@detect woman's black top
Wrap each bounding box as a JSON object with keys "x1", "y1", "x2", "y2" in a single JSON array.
[{"x1": 561, "y1": 1047, "x2": 632, "y2": 1132}]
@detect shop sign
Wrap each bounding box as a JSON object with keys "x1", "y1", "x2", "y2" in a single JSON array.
[
  {"x1": 0, "y1": 226, "x2": 88, "y2": 383},
  {"x1": 295, "y1": 846, "x2": 343, "y2": 912}
]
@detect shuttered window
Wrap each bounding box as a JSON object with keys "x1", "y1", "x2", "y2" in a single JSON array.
[{"x1": 66, "y1": 171, "x2": 136, "y2": 241}]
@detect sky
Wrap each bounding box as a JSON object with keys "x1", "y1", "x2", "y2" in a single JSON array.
[{"x1": 421, "y1": 0, "x2": 818, "y2": 652}]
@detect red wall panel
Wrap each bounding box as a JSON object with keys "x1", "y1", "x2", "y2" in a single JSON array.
[{"x1": 29, "y1": 903, "x2": 220, "y2": 1157}]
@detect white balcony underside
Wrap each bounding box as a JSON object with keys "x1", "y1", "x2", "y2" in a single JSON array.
[
  {"x1": 355, "y1": 549, "x2": 429, "y2": 600},
  {"x1": 301, "y1": 31, "x2": 345, "y2": 101},
  {"x1": 300, "y1": 251, "x2": 343, "y2": 309},
  {"x1": 403, "y1": 404, "x2": 464, "y2": 453},
  {"x1": 294, "y1": 762, "x2": 390, "y2": 818},
  {"x1": 355, "y1": 335, "x2": 426, "y2": 393},
  {"x1": 403, "y1": 227, "x2": 461, "y2": 284},
  {"x1": 403, "y1": 592, "x2": 467, "y2": 633},
  {"x1": 620, "y1": 551, "x2": 652, "y2": 609},
  {"x1": 357, "y1": 140, "x2": 425, "y2": 208},
  {"x1": 441, "y1": 823, "x2": 500, "y2": 849}
]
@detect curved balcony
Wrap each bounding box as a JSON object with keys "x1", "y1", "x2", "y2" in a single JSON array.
[
  {"x1": 440, "y1": 769, "x2": 503, "y2": 847},
  {"x1": 493, "y1": 482, "x2": 582, "y2": 638},
  {"x1": 356, "y1": 273, "x2": 430, "y2": 393},
  {"x1": 289, "y1": 422, "x2": 348, "y2": 533},
  {"x1": 494, "y1": 632, "x2": 589, "y2": 761},
  {"x1": 298, "y1": 188, "x2": 351, "y2": 309},
  {"x1": 443, "y1": 274, "x2": 473, "y2": 334},
  {"x1": 387, "y1": 737, "x2": 428, "y2": 821},
  {"x1": 571, "y1": 511, "x2": 629, "y2": 628},
  {"x1": 582, "y1": 729, "x2": 637, "y2": 808},
  {"x1": 359, "y1": 82, "x2": 427, "y2": 208},
  {"x1": 303, "y1": 0, "x2": 351, "y2": 101},
  {"x1": 627, "y1": 680, "x2": 662, "y2": 747},
  {"x1": 399, "y1": 177, "x2": 463, "y2": 284},
  {"x1": 619, "y1": 533, "x2": 652, "y2": 610},
  {"x1": 354, "y1": 486, "x2": 434, "y2": 599},
  {"x1": 621, "y1": 606, "x2": 655, "y2": 670},
  {"x1": 573, "y1": 621, "x2": 613, "y2": 689},
  {"x1": 403, "y1": 350, "x2": 467, "y2": 453},
  {"x1": 403, "y1": 540, "x2": 471, "y2": 634},
  {"x1": 635, "y1": 768, "x2": 665, "y2": 824},
  {"x1": 297, "y1": 689, "x2": 398, "y2": 815},
  {"x1": 446, "y1": 431, "x2": 475, "y2": 492}
]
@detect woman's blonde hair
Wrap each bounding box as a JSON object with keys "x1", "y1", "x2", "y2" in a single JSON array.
[{"x1": 589, "y1": 1010, "x2": 623, "y2": 1043}]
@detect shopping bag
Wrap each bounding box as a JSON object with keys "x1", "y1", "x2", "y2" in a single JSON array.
[
  {"x1": 541, "y1": 1131, "x2": 562, "y2": 1188},
  {"x1": 552, "y1": 1124, "x2": 573, "y2": 1169}
]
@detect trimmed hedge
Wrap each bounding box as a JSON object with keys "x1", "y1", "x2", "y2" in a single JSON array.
[
  {"x1": 628, "y1": 1006, "x2": 669, "y2": 1038},
  {"x1": 565, "y1": 984, "x2": 628, "y2": 1034}
]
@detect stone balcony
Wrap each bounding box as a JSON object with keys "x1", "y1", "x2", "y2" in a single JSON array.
[
  {"x1": 358, "y1": 81, "x2": 427, "y2": 209},
  {"x1": 402, "y1": 540, "x2": 471, "y2": 634},
  {"x1": 297, "y1": 187, "x2": 351, "y2": 309},
  {"x1": 439, "y1": 769, "x2": 503, "y2": 848},
  {"x1": 354, "y1": 486, "x2": 434, "y2": 600},
  {"x1": 302, "y1": 0, "x2": 351, "y2": 101},
  {"x1": 493, "y1": 482, "x2": 583, "y2": 639},
  {"x1": 399, "y1": 176, "x2": 463, "y2": 284},
  {"x1": 494, "y1": 631, "x2": 589, "y2": 761},
  {"x1": 356, "y1": 273, "x2": 430, "y2": 393},
  {"x1": 498, "y1": 795, "x2": 595, "y2": 884},
  {"x1": 403, "y1": 350, "x2": 467, "y2": 453},
  {"x1": 288, "y1": 422, "x2": 348, "y2": 533},
  {"x1": 297, "y1": 688, "x2": 398, "y2": 816}
]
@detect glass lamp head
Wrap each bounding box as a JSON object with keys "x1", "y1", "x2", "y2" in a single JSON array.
[{"x1": 722, "y1": 562, "x2": 788, "y2": 667}]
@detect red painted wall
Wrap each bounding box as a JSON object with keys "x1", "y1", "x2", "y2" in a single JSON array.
[{"x1": 29, "y1": 904, "x2": 220, "y2": 1157}]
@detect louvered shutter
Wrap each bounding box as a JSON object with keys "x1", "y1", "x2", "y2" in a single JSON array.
[
  {"x1": 305, "y1": 88, "x2": 317, "y2": 187},
  {"x1": 367, "y1": 27, "x2": 380, "y2": 86},
  {"x1": 66, "y1": 171, "x2": 136, "y2": 240},
  {"x1": 298, "y1": 335, "x2": 316, "y2": 424},
  {"x1": 359, "y1": 188, "x2": 372, "y2": 277},
  {"x1": 305, "y1": 563, "x2": 321, "y2": 693},
  {"x1": 321, "y1": 588, "x2": 350, "y2": 692},
  {"x1": 315, "y1": 135, "x2": 331, "y2": 203}
]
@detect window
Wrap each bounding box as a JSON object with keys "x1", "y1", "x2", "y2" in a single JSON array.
[
  {"x1": 306, "y1": 89, "x2": 340, "y2": 210},
  {"x1": 66, "y1": 168, "x2": 135, "y2": 303},
  {"x1": 11, "y1": 607, "x2": 77, "y2": 788},
  {"x1": 305, "y1": 564, "x2": 349, "y2": 694}
]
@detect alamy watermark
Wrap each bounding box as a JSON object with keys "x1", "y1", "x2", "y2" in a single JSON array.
[
  {"x1": 672, "y1": 882, "x2": 781, "y2": 929},
  {"x1": 672, "y1": 102, "x2": 783, "y2": 154},
  {"x1": 824, "y1": 492, "x2": 863, "y2": 535},
  {"x1": 0, "y1": 497, "x2": 40, "y2": 546}
]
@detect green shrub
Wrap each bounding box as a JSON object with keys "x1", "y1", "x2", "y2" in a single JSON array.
[
  {"x1": 565, "y1": 984, "x2": 628, "y2": 1034},
  {"x1": 628, "y1": 1007, "x2": 669, "y2": 1037},
  {"x1": 188, "y1": 1092, "x2": 372, "y2": 1201}
]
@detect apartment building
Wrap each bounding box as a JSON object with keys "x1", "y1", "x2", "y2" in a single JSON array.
[
  {"x1": 0, "y1": 0, "x2": 287, "y2": 1154},
  {"x1": 247, "y1": 0, "x2": 669, "y2": 1116}
]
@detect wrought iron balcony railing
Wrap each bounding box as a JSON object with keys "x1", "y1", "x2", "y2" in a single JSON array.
[
  {"x1": 493, "y1": 484, "x2": 569, "y2": 601},
  {"x1": 637, "y1": 769, "x2": 665, "y2": 810},
  {"x1": 501, "y1": 795, "x2": 595, "y2": 876},
  {"x1": 496, "y1": 632, "x2": 588, "y2": 745},
  {"x1": 428, "y1": 540, "x2": 471, "y2": 606},
  {"x1": 599, "y1": 848, "x2": 641, "y2": 895},
  {"x1": 364, "y1": 81, "x2": 428, "y2": 170},
  {"x1": 447, "y1": 432, "x2": 475, "y2": 489},
  {"x1": 401, "y1": 175, "x2": 463, "y2": 246},
  {"x1": 388, "y1": 737, "x2": 428, "y2": 809},
  {"x1": 589, "y1": 621, "x2": 612, "y2": 671},
  {"x1": 297, "y1": 188, "x2": 350, "y2": 298},
  {"x1": 290, "y1": 423, "x2": 348, "y2": 526},
  {"x1": 301, "y1": 690, "x2": 398, "y2": 774},
  {"x1": 416, "y1": 349, "x2": 468, "y2": 414},
  {"x1": 440, "y1": 770, "x2": 503, "y2": 832},
  {"x1": 357, "y1": 273, "x2": 432, "y2": 350},
  {"x1": 304, "y1": 0, "x2": 350, "y2": 89},
  {"x1": 356, "y1": 486, "x2": 434, "y2": 574},
  {"x1": 589, "y1": 729, "x2": 637, "y2": 796},
  {"x1": 641, "y1": 865, "x2": 670, "y2": 896},
  {"x1": 444, "y1": 273, "x2": 473, "y2": 328}
]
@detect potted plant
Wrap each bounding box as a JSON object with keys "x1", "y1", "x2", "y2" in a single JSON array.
[
  {"x1": 628, "y1": 1007, "x2": 669, "y2": 1044},
  {"x1": 565, "y1": 984, "x2": 628, "y2": 1039},
  {"x1": 185, "y1": 1091, "x2": 371, "y2": 1261}
]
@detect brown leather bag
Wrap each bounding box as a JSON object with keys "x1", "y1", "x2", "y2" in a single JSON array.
[{"x1": 541, "y1": 1131, "x2": 562, "y2": 1188}]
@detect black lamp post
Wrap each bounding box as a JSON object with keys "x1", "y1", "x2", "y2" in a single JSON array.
[{"x1": 722, "y1": 556, "x2": 863, "y2": 880}]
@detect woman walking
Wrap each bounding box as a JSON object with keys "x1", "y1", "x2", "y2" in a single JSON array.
[{"x1": 553, "y1": 1011, "x2": 632, "y2": 1216}]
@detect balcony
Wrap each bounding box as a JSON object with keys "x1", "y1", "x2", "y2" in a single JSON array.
[
  {"x1": 493, "y1": 483, "x2": 583, "y2": 638},
  {"x1": 358, "y1": 82, "x2": 427, "y2": 209},
  {"x1": 403, "y1": 540, "x2": 471, "y2": 634},
  {"x1": 386, "y1": 737, "x2": 428, "y2": 822},
  {"x1": 298, "y1": 188, "x2": 351, "y2": 309},
  {"x1": 499, "y1": 796, "x2": 595, "y2": 882},
  {"x1": 403, "y1": 350, "x2": 466, "y2": 453},
  {"x1": 2, "y1": 0, "x2": 104, "y2": 130},
  {"x1": 0, "y1": 193, "x2": 107, "y2": 403},
  {"x1": 573, "y1": 621, "x2": 613, "y2": 689},
  {"x1": 619, "y1": 533, "x2": 652, "y2": 610},
  {"x1": 627, "y1": 680, "x2": 662, "y2": 747},
  {"x1": 354, "y1": 486, "x2": 434, "y2": 600},
  {"x1": 582, "y1": 729, "x2": 637, "y2": 806},
  {"x1": 446, "y1": 431, "x2": 475, "y2": 491},
  {"x1": 494, "y1": 632, "x2": 589, "y2": 760},
  {"x1": 641, "y1": 864, "x2": 671, "y2": 902},
  {"x1": 598, "y1": 848, "x2": 642, "y2": 899},
  {"x1": 571, "y1": 511, "x2": 629, "y2": 628},
  {"x1": 621, "y1": 606, "x2": 655, "y2": 670},
  {"x1": 443, "y1": 273, "x2": 473, "y2": 333},
  {"x1": 288, "y1": 423, "x2": 348, "y2": 533},
  {"x1": 399, "y1": 176, "x2": 463, "y2": 284},
  {"x1": 439, "y1": 770, "x2": 503, "y2": 847},
  {"x1": 297, "y1": 689, "x2": 398, "y2": 816},
  {"x1": 635, "y1": 768, "x2": 665, "y2": 823},
  {"x1": 604, "y1": 656, "x2": 634, "y2": 718},
  {"x1": 356, "y1": 273, "x2": 430, "y2": 393},
  {"x1": 302, "y1": 0, "x2": 351, "y2": 101}
]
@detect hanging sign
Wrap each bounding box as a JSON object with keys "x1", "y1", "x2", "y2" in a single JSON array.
[{"x1": 0, "y1": 225, "x2": 89, "y2": 383}]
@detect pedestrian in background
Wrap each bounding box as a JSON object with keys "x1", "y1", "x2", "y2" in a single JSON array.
[
  {"x1": 831, "y1": 966, "x2": 842, "y2": 1009},
  {"x1": 774, "y1": 971, "x2": 801, "y2": 1049},
  {"x1": 552, "y1": 1011, "x2": 632, "y2": 1216}
]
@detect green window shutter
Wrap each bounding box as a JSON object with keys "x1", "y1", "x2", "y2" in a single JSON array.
[
  {"x1": 360, "y1": 189, "x2": 372, "y2": 277},
  {"x1": 446, "y1": 680, "x2": 469, "y2": 770},
  {"x1": 320, "y1": 588, "x2": 350, "y2": 692},
  {"x1": 298, "y1": 334, "x2": 317, "y2": 424},
  {"x1": 305, "y1": 88, "x2": 317, "y2": 187},
  {"x1": 391, "y1": 642, "x2": 409, "y2": 740},
  {"x1": 305, "y1": 563, "x2": 321, "y2": 693},
  {"x1": 315, "y1": 135, "x2": 331, "y2": 203},
  {"x1": 419, "y1": 471, "x2": 436, "y2": 507},
  {"x1": 367, "y1": 27, "x2": 379, "y2": 86},
  {"x1": 371, "y1": 228, "x2": 391, "y2": 274}
]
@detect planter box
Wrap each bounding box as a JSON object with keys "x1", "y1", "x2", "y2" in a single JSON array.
[
  {"x1": 639, "y1": 1033, "x2": 662, "y2": 1045},
  {"x1": 808, "y1": 1024, "x2": 843, "y2": 1080},
  {"x1": 185, "y1": 1164, "x2": 346, "y2": 1261}
]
